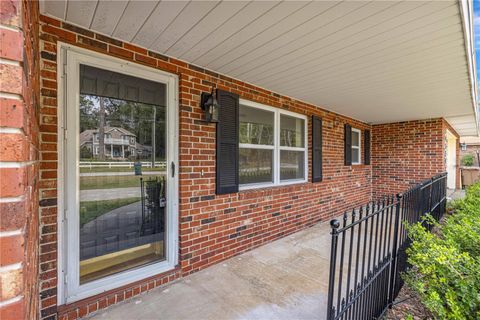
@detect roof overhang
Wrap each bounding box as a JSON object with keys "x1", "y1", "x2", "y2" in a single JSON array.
[{"x1": 41, "y1": 0, "x2": 479, "y2": 136}]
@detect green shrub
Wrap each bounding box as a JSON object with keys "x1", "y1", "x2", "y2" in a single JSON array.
[
  {"x1": 461, "y1": 154, "x2": 474, "y2": 166},
  {"x1": 80, "y1": 145, "x2": 93, "y2": 159},
  {"x1": 404, "y1": 182, "x2": 480, "y2": 319}
]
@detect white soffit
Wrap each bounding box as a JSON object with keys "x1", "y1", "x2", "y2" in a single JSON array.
[{"x1": 40, "y1": 0, "x2": 479, "y2": 136}]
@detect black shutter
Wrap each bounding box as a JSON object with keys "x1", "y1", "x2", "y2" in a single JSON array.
[
  {"x1": 216, "y1": 89, "x2": 239, "y2": 194},
  {"x1": 364, "y1": 129, "x2": 371, "y2": 165},
  {"x1": 344, "y1": 124, "x2": 352, "y2": 166},
  {"x1": 312, "y1": 116, "x2": 322, "y2": 182}
]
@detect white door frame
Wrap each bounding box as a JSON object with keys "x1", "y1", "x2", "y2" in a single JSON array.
[
  {"x1": 446, "y1": 129, "x2": 457, "y2": 189},
  {"x1": 57, "y1": 43, "x2": 178, "y2": 304}
]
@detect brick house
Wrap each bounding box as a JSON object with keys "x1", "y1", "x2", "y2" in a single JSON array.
[
  {"x1": 0, "y1": 1, "x2": 478, "y2": 320},
  {"x1": 80, "y1": 127, "x2": 138, "y2": 160},
  {"x1": 460, "y1": 136, "x2": 480, "y2": 166}
]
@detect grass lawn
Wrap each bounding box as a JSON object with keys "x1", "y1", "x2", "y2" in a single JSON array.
[
  {"x1": 80, "y1": 167, "x2": 165, "y2": 173},
  {"x1": 80, "y1": 197, "x2": 140, "y2": 227},
  {"x1": 80, "y1": 175, "x2": 163, "y2": 190},
  {"x1": 80, "y1": 175, "x2": 144, "y2": 190}
]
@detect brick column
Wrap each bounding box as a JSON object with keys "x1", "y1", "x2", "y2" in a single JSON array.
[{"x1": 0, "y1": 1, "x2": 40, "y2": 319}]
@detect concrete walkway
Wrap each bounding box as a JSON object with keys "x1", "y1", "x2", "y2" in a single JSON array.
[
  {"x1": 447, "y1": 188, "x2": 466, "y2": 201},
  {"x1": 90, "y1": 221, "x2": 333, "y2": 320}
]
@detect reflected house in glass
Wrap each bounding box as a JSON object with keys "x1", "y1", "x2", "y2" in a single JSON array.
[{"x1": 80, "y1": 126, "x2": 140, "y2": 159}]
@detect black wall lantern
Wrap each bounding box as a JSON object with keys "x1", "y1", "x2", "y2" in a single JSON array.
[{"x1": 200, "y1": 87, "x2": 219, "y2": 123}]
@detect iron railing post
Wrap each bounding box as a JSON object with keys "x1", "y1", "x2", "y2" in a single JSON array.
[
  {"x1": 428, "y1": 177, "x2": 433, "y2": 213},
  {"x1": 140, "y1": 178, "x2": 145, "y2": 235},
  {"x1": 327, "y1": 219, "x2": 340, "y2": 320},
  {"x1": 441, "y1": 173, "x2": 447, "y2": 217},
  {"x1": 388, "y1": 193, "x2": 402, "y2": 307}
]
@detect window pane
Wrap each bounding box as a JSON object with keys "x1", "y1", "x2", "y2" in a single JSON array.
[
  {"x1": 352, "y1": 148, "x2": 360, "y2": 164},
  {"x1": 280, "y1": 150, "x2": 305, "y2": 181},
  {"x1": 280, "y1": 114, "x2": 305, "y2": 147},
  {"x1": 352, "y1": 130, "x2": 360, "y2": 147},
  {"x1": 239, "y1": 148, "x2": 273, "y2": 185},
  {"x1": 239, "y1": 105, "x2": 274, "y2": 145}
]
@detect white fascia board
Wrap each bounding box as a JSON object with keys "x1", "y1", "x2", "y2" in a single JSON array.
[{"x1": 459, "y1": 0, "x2": 479, "y2": 136}]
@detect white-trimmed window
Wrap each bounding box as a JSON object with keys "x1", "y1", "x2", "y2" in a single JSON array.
[
  {"x1": 239, "y1": 100, "x2": 308, "y2": 189},
  {"x1": 351, "y1": 128, "x2": 361, "y2": 165}
]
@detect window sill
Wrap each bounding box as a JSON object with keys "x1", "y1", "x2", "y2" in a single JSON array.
[
  {"x1": 350, "y1": 163, "x2": 371, "y2": 168},
  {"x1": 239, "y1": 179, "x2": 308, "y2": 192}
]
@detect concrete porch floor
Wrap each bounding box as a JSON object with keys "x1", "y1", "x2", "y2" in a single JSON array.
[{"x1": 90, "y1": 221, "x2": 333, "y2": 320}]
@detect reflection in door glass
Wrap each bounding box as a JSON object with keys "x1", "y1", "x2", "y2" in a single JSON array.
[{"x1": 78, "y1": 65, "x2": 167, "y2": 284}]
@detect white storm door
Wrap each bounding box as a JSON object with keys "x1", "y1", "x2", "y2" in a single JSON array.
[{"x1": 61, "y1": 46, "x2": 178, "y2": 303}]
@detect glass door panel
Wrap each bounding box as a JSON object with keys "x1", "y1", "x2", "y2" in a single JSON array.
[{"x1": 78, "y1": 65, "x2": 167, "y2": 284}]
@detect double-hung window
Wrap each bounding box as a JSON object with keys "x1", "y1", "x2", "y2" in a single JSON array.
[
  {"x1": 351, "y1": 128, "x2": 361, "y2": 165},
  {"x1": 239, "y1": 100, "x2": 307, "y2": 189}
]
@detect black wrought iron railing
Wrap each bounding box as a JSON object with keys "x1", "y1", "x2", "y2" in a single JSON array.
[{"x1": 326, "y1": 173, "x2": 447, "y2": 320}]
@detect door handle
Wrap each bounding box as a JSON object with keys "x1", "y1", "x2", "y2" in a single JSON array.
[{"x1": 171, "y1": 161, "x2": 175, "y2": 178}]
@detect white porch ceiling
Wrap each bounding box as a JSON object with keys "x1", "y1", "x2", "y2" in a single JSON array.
[{"x1": 40, "y1": 0, "x2": 479, "y2": 136}]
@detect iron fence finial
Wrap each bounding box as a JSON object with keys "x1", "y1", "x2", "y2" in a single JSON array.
[{"x1": 330, "y1": 219, "x2": 340, "y2": 229}]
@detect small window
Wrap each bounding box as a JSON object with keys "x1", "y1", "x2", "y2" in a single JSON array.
[
  {"x1": 239, "y1": 100, "x2": 307, "y2": 189},
  {"x1": 351, "y1": 128, "x2": 361, "y2": 165},
  {"x1": 280, "y1": 114, "x2": 305, "y2": 181}
]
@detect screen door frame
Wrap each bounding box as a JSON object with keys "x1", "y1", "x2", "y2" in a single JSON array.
[{"x1": 57, "y1": 43, "x2": 179, "y2": 304}]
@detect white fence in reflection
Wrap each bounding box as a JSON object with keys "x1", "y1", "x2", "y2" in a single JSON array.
[{"x1": 79, "y1": 161, "x2": 167, "y2": 169}]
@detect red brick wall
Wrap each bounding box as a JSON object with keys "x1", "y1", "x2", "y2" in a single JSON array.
[
  {"x1": 38, "y1": 15, "x2": 374, "y2": 319},
  {"x1": 371, "y1": 119, "x2": 459, "y2": 198},
  {"x1": 0, "y1": 1, "x2": 40, "y2": 319}
]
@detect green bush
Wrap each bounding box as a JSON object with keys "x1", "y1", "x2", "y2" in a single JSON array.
[
  {"x1": 404, "y1": 182, "x2": 480, "y2": 320},
  {"x1": 461, "y1": 154, "x2": 474, "y2": 166},
  {"x1": 80, "y1": 145, "x2": 93, "y2": 159}
]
